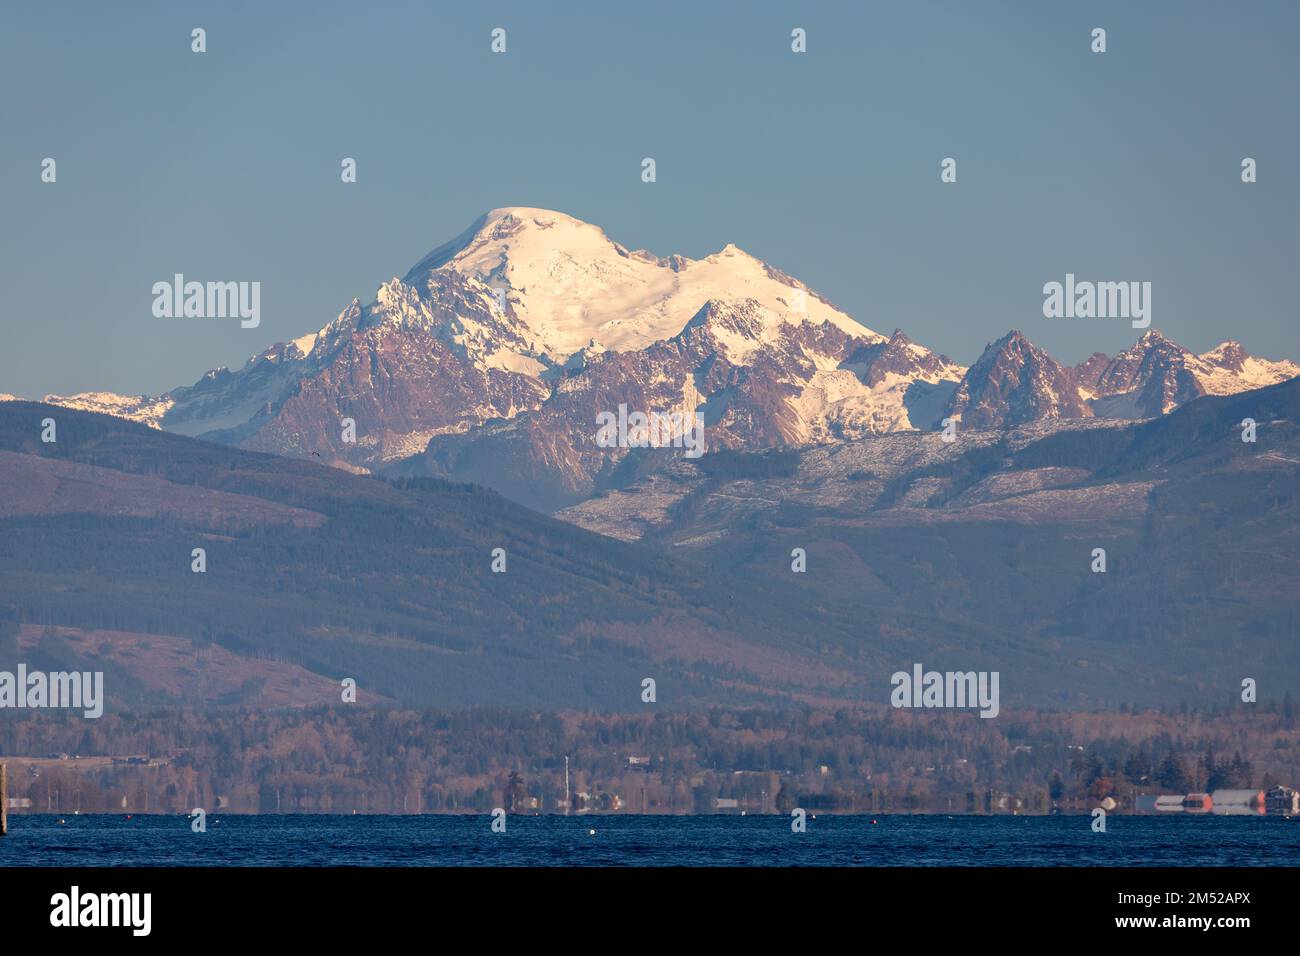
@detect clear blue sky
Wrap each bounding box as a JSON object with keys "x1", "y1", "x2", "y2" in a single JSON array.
[{"x1": 1, "y1": 0, "x2": 1296, "y2": 397}]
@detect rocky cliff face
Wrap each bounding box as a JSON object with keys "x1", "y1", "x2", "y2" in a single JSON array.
[{"x1": 944, "y1": 331, "x2": 1088, "y2": 430}]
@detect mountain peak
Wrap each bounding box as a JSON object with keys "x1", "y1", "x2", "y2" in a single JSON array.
[
  {"x1": 1081, "y1": 331, "x2": 1201, "y2": 418},
  {"x1": 485, "y1": 204, "x2": 580, "y2": 220},
  {"x1": 1199, "y1": 340, "x2": 1248, "y2": 369},
  {"x1": 987, "y1": 329, "x2": 1034, "y2": 353},
  {"x1": 947, "y1": 329, "x2": 1086, "y2": 428},
  {"x1": 709, "y1": 241, "x2": 759, "y2": 261},
  {"x1": 1108, "y1": 329, "x2": 1189, "y2": 364},
  {"x1": 1191, "y1": 339, "x2": 1298, "y2": 395},
  {"x1": 399, "y1": 207, "x2": 873, "y2": 358}
]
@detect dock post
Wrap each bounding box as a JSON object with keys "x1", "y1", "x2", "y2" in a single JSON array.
[{"x1": 1, "y1": 763, "x2": 7, "y2": 835}]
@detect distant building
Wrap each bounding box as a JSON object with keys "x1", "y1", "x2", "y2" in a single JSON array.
[
  {"x1": 1183, "y1": 793, "x2": 1212, "y2": 812},
  {"x1": 1266, "y1": 786, "x2": 1299, "y2": 815},
  {"x1": 713, "y1": 798, "x2": 740, "y2": 811},
  {"x1": 1146, "y1": 788, "x2": 1286, "y2": 816},
  {"x1": 575, "y1": 790, "x2": 622, "y2": 812}
]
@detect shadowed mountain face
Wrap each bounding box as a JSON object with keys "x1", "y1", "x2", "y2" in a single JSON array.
[
  {"x1": 558, "y1": 379, "x2": 1300, "y2": 706},
  {"x1": 943, "y1": 330, "x2": 1089, "y2": 429},
  {"x1": 1074, "y1": 330, "x2": 1206, "y2": 418},
  {"x1": 0, "y1": 401, "x2": 913, "y2": 712},
  {"x1": 391, "y1": 307, "x2": 948, "y2": 512},
  {"x1": 1, "y1": 378, "x2": 1296, "y2": 714}
]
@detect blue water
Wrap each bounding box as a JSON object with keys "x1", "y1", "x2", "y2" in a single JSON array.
[{"x1": 3, "y1": 814, "x2": 1299, "y2": 866}]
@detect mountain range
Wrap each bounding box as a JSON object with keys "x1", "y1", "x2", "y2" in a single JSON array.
[
  {"x1": 2, "y1": 372, "x2": 1296, "y2": 711},
  {"x1": 2, "y1": 205, "x2": 1296, "y2": 711},
  {"x1": 13, "y1": 207, "x2": 1296, "y2": 512}
]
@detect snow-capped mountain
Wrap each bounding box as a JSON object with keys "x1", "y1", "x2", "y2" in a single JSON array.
[
  {"x1": 32, "y1": 391, "x2": 173, "y2": 428},
  {"x1": 1074, "y1": 330, "x2": 1300, "y2": 419},
  {"x1": 1192, "y1": 340, "x2": 1299, "y2": 393},
  {"x1": 33, "y1": 207, "x2": 961, "y2": 485},
  {"x1": 402, "y1": 297, "x2": 963, "y2": 508},
  {"x1": 403, "y1": 207, "x2": 868, "y2": 357},
  {"x1": 836, "y1": 329, "x2": 965, "y2": 433},
  {"x1": 940, "y1": 328, "x2": 1297, "y2": 434},
  {"x1": 21, "y1": 207, "x2": 1297, "y2": 510}
]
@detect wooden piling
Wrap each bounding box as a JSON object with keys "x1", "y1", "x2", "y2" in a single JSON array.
[{"x1": 1, "y1": 763, "x2": 7, "y2": 835}]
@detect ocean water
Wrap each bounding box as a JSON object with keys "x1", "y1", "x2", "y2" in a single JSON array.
[{"x1": 3, "y1": 813, "x2": 1299, "y2": 866}]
